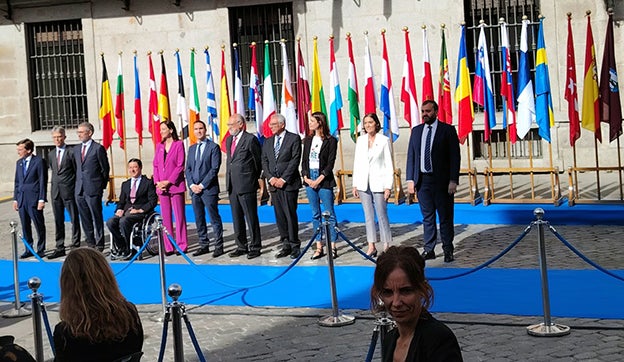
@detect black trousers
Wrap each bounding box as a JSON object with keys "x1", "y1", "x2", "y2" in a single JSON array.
[
  {"x1": 51, "y1": 195, "x2": 80, "y2": 249},
  {"x1": 229, "y1": 191, "x2": 262, "y2": 252},
  {"x1": 106, "y1": 213, "x2": 146, "y2": 251},
  {"x1": 271, "y1": 189, "x2": 300, "y2": 251}
]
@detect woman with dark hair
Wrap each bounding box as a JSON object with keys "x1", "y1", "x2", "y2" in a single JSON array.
[
  {"x1": 53, "y1": 248, "x2": 143, "y2": 361},
  {"x1": 371, "y1": 246, "x2": 462, "y2": 362},
  {"x1": 153, "y1": 120, "x2": 188, "y2": 254},
  {"x1": 352, "y1": 113, "x2": 393, "y2": 257},
  {"x1": 301, "y1": 112, "x2": 338, "y2": 259}
]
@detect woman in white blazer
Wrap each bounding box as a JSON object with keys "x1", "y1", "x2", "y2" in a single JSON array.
[{"x1": 352, "y1": 113, "x2": 394, "y2": 257}]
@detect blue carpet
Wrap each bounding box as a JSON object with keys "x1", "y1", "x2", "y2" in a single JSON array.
[
  {"x1": 97, "y1": 201, "x2": 624, "y2": 226},
  {"x1": 2, "y1": 260, "x2": 623, "y2": 319}
]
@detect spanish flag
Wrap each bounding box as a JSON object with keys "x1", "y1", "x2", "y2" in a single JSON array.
[
  {"x1": 581, "y1": 13, "x2": 601, "y2": 142},
  {"x1": 99, "y1": 55, "x2": 115, "y2": 150},
  {"x1": 219, "y1": 47, "x2": 231, "y2": 151}
]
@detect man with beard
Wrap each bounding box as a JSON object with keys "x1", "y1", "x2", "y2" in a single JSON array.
[{"x1": 406, "y1": 100, "x2": 460, "y2": 263}]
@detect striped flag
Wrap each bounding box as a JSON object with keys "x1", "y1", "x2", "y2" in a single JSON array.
[
  {"x1": 175, "y1": 51, "x2": 188, "y2": 140},
  {"x1": 133, "y1": 53, "x2": 143, "y2": 146},
  {"x1": 566, "y1": 15, "x2": 581, "y2": 147},
  {"x1": 99, "y1": 55, "x2": 114, "y2": 150},
  {"x1": 204, "y1": 48, "x2": 218, "y2": 141},
  {"x1": 500, "y1": 21, "x2": 517, "y2": 143},
  {"x1": 437, "y1": 26, "x2": 452, "y2": 125},
  {"x1": 311, "y1": 37, "x2": 327, "y2": 114},
  {"x1": 262, "y1": 41, "x2": 277, "y2": 138},
  {"x1": 401, "y1": 27, "x2": 419, "y2": 128},
  {"x1": 535, "y1": 17, "x2": 554, "y2": 143},
  {"x1": 328, "y1": 36, "x2": 343, "y2": 138},
  {"x1": 599, "y1": 12, "x2": 622, "y2": 142},
  {"x1": 581, "y1": 14, "x2": 601, "y2": 142},
  {"x1": 421, "y1": 26, "x2": 434, "y2": 102},
  {"x1": 114, "y1": 53, "x2": 125, "y2": 149},
  {"x1": 158, "y1": 53, "x2": 171, "y2": 124},
  {"x1": 188, "y1": 50, "x2": 200, "y2": 144},
  {"x1": 380, "y1": 30, "x2": 399, "y2": 141},
  {"x1": 516, "y1": 18, "x2": 535, "y2": 140},
  {"x1": 296, "y1": 39, "x2": 310, "y2": 137},
  {"x1": 473, "y1": 23, "x2": 496, "y2": 142},
  {"x1": 233, "y1": 45, "x2": 245, "y2": 117},
  {"x1": 280, "y1": 40, "x2": 298, "y2": 134},
  {"x1": 363, "y1": 33, "x2": 377, "y2": 114},
  {"x1": 249, "y1": 43, "x2": 264, "y2": 141},
  {"x1": 147, "y1": 53, "x2": 160, "y2": 145},
  {"x1": 218, "y1": 47, "x2": 231, "y2": 150},
  {"x1": 346, "y1": 33, "x2": 361, "y2": 142},
  {"x1": 455, "y1": 24, "x2": 474, "y2": 144}
]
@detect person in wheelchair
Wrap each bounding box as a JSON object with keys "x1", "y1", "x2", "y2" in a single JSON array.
[{"x1": 106, "y1": 158, "x2": 158, "y2": 260}]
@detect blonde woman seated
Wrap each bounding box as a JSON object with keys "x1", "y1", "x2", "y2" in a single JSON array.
[{"x1": 53, "y1": 248, "x2": 143, "y2": 361}]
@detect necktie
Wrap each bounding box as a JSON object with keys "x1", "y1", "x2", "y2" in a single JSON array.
[
  {"x1": 424, "y1": 125, "x2": 432, "y2": 172},
  {"x1": 57, "y1": 149, "x2": 62, "y2": 168},
  {"x1": 23, "y1": 159, "x2": 28, "y2": 175},
  {"x1": 193, "y1": 143, "x2": 203, "y2": 180},
  {"x1": 274, "y1": 135, "x2": 281, "y2": 159},
  {"x1": 130, "y1": 178, "x2": 137, "y2": 203},
  {"x1": 230, "y1": 136, "x2": 237, "y2": 156},
  {"x1": 81, "y1": 144, "x2": 86, "y2": 162}
]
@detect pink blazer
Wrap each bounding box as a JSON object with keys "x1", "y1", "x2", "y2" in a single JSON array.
[{"x1": 153, "y1": 140, "x2": 186, "y2": 195}]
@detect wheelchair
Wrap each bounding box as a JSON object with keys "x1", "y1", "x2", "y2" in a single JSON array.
[{"x1": 129, "y1": 212, "x2": 161, "y2": 260}]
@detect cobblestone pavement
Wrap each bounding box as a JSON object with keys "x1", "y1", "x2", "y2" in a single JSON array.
[{"x1": 1, "y1": 200, "x2": 623, "y2": 361}]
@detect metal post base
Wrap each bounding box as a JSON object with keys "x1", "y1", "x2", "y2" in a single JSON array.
[
  {"x1": 2, "y1": 304, "x2": 31, "y2": 318},
  {"x1": 527, "y1": 323, "x2": 571, "y2": 337},
  {"x1": 318, "y1": 313, "x2": 356, "y2": 327}
]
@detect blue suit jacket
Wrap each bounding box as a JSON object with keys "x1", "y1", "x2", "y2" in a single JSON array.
[
  {"x1": 74, "y1": 140, "x2": 110, "y2": 197},
  {"x1": 185, "y1": 140, "x2": 221, "y2": 196},
  {"x1": 14, "y1": 155, "x2": 47, "y2": 207},
  {"x1": 406, "y1": 120, "x2": 461, "y2": 189}
]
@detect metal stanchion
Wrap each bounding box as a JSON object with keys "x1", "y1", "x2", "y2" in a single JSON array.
[
  {"x1": 3, "y1": 221, "x2": 31, "y2": 318},
  {"x1": 28, "y1": 277, "x2": 44, "y2": 362},
  {"x1": 365, "y1": 301, "x2": 395, "y2": 362},
  {"x1": 526, "y1": 208, "x2": 571, "y2": 337},
  {"x1": 151, "y1": 215, "x2": 168, "y2": 322},
  {"x1": 318, "y1": 211, "x2": 355, "y2": 327},
  {"x1": 168, "y1": 284, "x2": 184, "y2": 362}
]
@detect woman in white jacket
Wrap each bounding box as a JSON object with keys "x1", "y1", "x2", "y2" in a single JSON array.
[{"x1": 352, "y1": 113, "x2": 394, "y2": 257}]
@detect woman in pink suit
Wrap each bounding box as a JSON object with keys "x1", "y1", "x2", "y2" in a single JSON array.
[{"x1": 153, "y1": 120, "x2": 188, "y2": 254}]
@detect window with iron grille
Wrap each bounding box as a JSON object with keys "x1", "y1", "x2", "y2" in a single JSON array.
[
  {"x1": 228, "y1": 2, "x2": 296, "y2": 123},
  {"x1": 465, "y1": 0, "x2": 542, "y2": 159},
  {"x1": 26, "y1": 19, "x2": 88, "y2": 131}
]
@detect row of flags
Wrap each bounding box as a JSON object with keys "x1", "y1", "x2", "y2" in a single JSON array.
[{"x1": 98, "y1": 13, "x2": 621, "y2": 153}]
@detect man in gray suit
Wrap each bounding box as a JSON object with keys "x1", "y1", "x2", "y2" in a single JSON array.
[
  {"x1": 74, "y1": 121, "x2": 110, "y2": 252},
  {"x1": 261, "y1": 113, "x2": 302, "y2": 259},
  {"x1": 226, "y1": 114, "x2": 263, "y2": 259},
  {"x1": 47, "y1": 126, "x2": 80, "y2": 259}
]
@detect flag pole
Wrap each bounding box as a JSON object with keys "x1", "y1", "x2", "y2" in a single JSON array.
[
  {"x1": 119, "y1": 51, "x2": 129, "y2": 176},
  {"x1": 107, "y1": 146, "x2": 117, "y2": 203},
  {"x1": 593, "y1": 137, "x2": 601, "y2": 200},
  {"x1": 528, "y1": 136, "x2": 535, "y2": 199}
]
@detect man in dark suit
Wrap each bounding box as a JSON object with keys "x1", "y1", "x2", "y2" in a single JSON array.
[
  {"x1": 261, "y1": 113, "x2": 302, "y2": 259},
  {"x1": 14, "y1": 139, "x2": 47, "y2": 259},
  {"x1": 74, "y1": 121, "x2": 110, "y2": 252},
  {"x1": 406, "y1": 100, "x2": 461, "y2": 263},
  {"x1": 226, "y1": 114, "x2": 263, "y2": 259},
  {"x1": 47, "y1": 126, "x2": 80, "y2": 259},
  {"x1": 106, "y1": 158, "x2": 158, "y2": 260},
  {"x1": 185, "y1": 120, "x2": 224, "y2": 258}
]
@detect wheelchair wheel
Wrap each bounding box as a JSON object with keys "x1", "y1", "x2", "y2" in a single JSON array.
[{"x1": 143, "y1": 213, "x2": 160, "y2": 256}]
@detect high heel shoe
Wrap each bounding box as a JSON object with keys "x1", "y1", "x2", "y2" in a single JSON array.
[
  {"x1": 311, "y1": 249, "x2": 325, "y2": 260},
  {"x1": 332, "y1": 248, "x2": 339, "y2": 259},
  {"x1": 363, "y1": 249, "x2": 378, "y2": 259}
]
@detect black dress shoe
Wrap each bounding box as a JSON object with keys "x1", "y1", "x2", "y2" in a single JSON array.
[
  {"x1": 96, "y1": 246, "x2": 105, "y2": 252},
  {"x1": 311, "y1": 249, "x2": 325, "y2": 260},
  {"x1": 229, "y1": 249, "x2": 248, "y2": 257},
  {"x1": 48, "y1": 249, "x2": 66, "y2": 259},
  {"x1": 444, "y1": 252, "x2": 455, "y2": 263},
  {"x1": 247, "y1": 250, "x2": 261, "y2": 259},
  {"x1": 165, "y1": 250, "x2": 175, "y2": 256},
  {"x1": 72, "y1": 241, "x2": 81, "y2": 248},
  {"x1": 289, "y1": 249, "x2": 301, "y2": 259},
  {"x1": 192, "y1": 246, "x2": 211, "y2": 257},
  {"x1": 421, "y1": 250, "x2": 436, "y2": 260},
  {"x1": 19, "y1": 251, "x2": 33, "y2": 259},
  {"x1": 212, "y1": 248, "x2": 225, "y2": 258},
  {"x1": 275, "y1": 249, "x2": 292, "y2": 258}
]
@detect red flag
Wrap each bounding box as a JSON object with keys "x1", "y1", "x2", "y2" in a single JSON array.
[
  {"x1": 147, "y1": 53, "x2": 160, "y2": 145},
  {"x1": 599, "y1": 12, "x2": 622, "y2": 142},
  {"x1": 421, "y1": 26, "x2": 434, "y2": 102},
  {"x1": 363, "y1": 33, "x2": 377, "y2": 114},
  {"x1": 114, "y1": 54, "x2": 126, "y2": 149},
  {"x1": 566, "y1": 15, "x2": 581, "y2": 147},
  {"x1": 296, "y1": 39, "x2": 311, "y2": 136},
  {"x1": 99, "y1": 55, "x2": 114, "y2": 150},
  {"x1": 400, "y1": 27, "x2": 419, "y2": 128}
]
